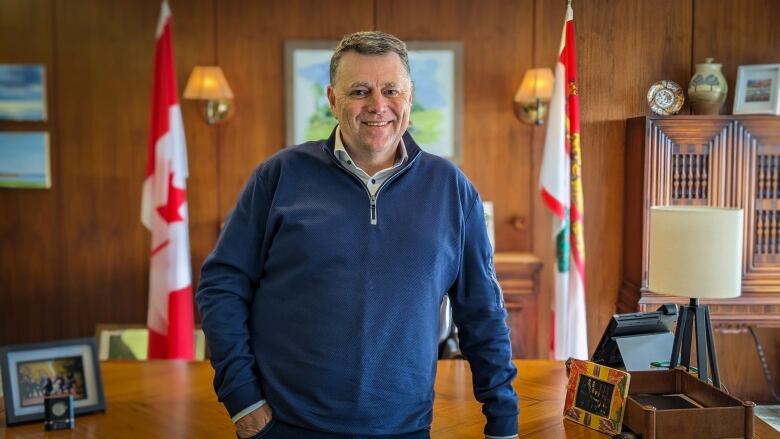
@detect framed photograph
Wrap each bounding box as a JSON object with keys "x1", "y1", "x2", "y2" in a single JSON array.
[
  {"x1": 0, "y1": 64, "x2": 47, "y2": 121},
  {"x1": 563, "y1": 358, "x2": 630, "y2": 436},
  {"x1": 0, "y1": 338, "x2": 105, "y2": 425},
  {"x1": 733, "y1": 64, "x2": 780, "y2": 115},
  {"x1": 0, "y1": 132, "x2": 51, "y2": 189},
  {"x1": 284, "y1": 41, "x2": 463, "y2": 163}
]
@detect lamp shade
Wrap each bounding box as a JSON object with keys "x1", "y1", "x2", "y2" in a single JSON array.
[
  {"x1": 648, "y1": 206, "x2": 743, "y2": 299},
  {"x1": 514, "y1": 68, "x2": 554, "y2": 103},
  {"x1": 183, "y1": 66, "x2": 234, "y2": 100}
]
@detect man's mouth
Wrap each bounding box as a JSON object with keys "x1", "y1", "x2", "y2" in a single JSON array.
[{"x1": 362, "y1": 121, "x2": 391, "y2": 127}]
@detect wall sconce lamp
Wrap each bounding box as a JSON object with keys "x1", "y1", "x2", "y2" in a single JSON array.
[
  {"x1": 513, "y1": 68, "x2": 554, "y2": 125},
  {"x1": 183, "y1": 66, "x2": 235, "y2": 125}
]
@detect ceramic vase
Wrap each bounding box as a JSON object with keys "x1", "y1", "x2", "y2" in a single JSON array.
[{"x1": 688, "y1": 58, "x2": 728, "y2": 115}]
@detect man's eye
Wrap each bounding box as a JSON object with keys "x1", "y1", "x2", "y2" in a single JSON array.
[
  {"x1": 384, "y1": 90, "x2": 400, "y2": 97},
  {"x1": 350, "y1": 90, "x2": 368, "y2": 97}
]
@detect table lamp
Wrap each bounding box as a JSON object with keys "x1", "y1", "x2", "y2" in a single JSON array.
[{"x1": 647, "y1": 206, "x2": 743, "y2": 388}]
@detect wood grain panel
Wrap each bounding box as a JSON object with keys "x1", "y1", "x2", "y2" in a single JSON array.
[
  {"x1": 376, "y1": 0, "x2": 535, "y2": 252},
  {"x1": 215, "y1": 0, "x2": 375, "y2": 220},
  {"x1": 570, "y1": 0, "x2": 692, "y2": 352},
  {"x1": 692, "y1": 0, "x2": 780, "y2": 114},
  {"x1": 717, "y1": 328, "x2": 780, "y2": 403},
  {"x1": 0, "y1": 0, "x2": 59, "y2": 345},
  {"x1": 53, "y1": 0, "x2": 216, "y2": 339}
]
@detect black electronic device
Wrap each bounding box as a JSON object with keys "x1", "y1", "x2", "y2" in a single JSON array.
[
  {"x1": 591, "y1": 304, "x2": 678, "y2": 370},
  {"x1": 44, "y1": 395, "x2": 74, "y2": 430}
]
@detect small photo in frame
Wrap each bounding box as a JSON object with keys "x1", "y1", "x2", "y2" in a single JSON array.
[
  {"x1": 563, "y1": 358, "x2": 630, "y2": 436},
  {"x1": 0, "y1": 338, "x2": 105, "y2": 425},
  {"x1": 733, "y1": 64, "x2": 780, "y2": 115}
]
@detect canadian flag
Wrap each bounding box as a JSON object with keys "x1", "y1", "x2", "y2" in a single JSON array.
[{"x1": 141, "y1": 0, "x2": 194, "y2": 360}]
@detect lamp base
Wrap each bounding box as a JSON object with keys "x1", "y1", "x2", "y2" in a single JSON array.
[
  {"x1": 669, "y1": 298, "x2": 721, "y2": 387},
  {"x1": 512, "y1": 98, "x2": 547, "y2": 125},
  {"x1": 204, "y1": 99, "x2": 234, "y2": 124}
]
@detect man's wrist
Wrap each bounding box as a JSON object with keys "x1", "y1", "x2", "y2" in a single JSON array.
[{"x1": 231, "y1": 400, "x2": 267, "y2": 423}]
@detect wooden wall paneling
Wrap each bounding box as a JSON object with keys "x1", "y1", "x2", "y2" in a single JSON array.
[
  {"x1": 215, "y1": 0, "x2": 375, "y2": 221},
  {"x1": 0, "y1": 0, "x2": 59, "y2": 344},
  {"x1": 54, "y1": 0, "x2": 216, "y2": 338},
  {"x1": 375, "y1": 0, "x2": 535, "y2": 253},
  {"x1": 532, "y1": 0, "x2": 567, "y2": 358},
  {"x1": 55, "y1": 0, "x2": 161, "y2": 337},
  {"x1": 717, "y1": 328, "x2": 780, "y2": 403},
  {"x1": 692, "y1": 0, "x2": 780, "y2": 114},
  {"x1": 573, "y1": 0, "x2": 693, "y2": 351}
]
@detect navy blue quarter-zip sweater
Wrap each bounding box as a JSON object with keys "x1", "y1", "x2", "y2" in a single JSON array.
[{"x1": 196, "y1": 129, "x2": 518, "y2": 437}]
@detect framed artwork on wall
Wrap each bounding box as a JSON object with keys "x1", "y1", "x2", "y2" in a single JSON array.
[
  {"x1": 284, "y1": 41, "x2": 463, "y2": 163},
  {"x1": 0, "y1": 64, "x2": 47, "y2": 121},
  {"x1": 0, "y1": 132, "x2": 51, "y2": 189},
  {"x1": 0, "y1": 338, "x2": 105, "y2": 425},
  {"x1": 733, "y1": 64, "x2": 780, "y2": 115}
]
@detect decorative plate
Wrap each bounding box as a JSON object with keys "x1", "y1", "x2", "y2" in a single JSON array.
[{"x1": 647, "y1": 80, "x2": 684, "y2": 115}]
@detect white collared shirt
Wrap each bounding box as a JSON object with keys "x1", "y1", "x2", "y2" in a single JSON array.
[{"x1": 333, "y1": 126, "x2": 408, "y2": 196}]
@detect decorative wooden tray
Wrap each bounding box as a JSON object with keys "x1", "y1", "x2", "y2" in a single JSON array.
[{"x1": 623, "y1": 368, "x2": 756, "y2": 439}]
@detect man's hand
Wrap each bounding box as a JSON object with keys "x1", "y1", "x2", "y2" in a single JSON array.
[{"x1": 236, "y1": 404, "x2": 273, "y2": 439}]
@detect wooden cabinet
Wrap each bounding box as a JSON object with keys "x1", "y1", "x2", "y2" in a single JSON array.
[
  {"x1": 620, "y1": 116, "x2": 780, "y2": 323},
  {"x1": 620, "y1": 116, "x2": 780, "y2": 401},
  {"x1": 494, "y1": 252, "x2": 542, "y2": 358}
]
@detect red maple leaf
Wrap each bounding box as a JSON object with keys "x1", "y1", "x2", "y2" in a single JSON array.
[{"x1": 156, "y1": 172, "x2": 187, "y2": 224}]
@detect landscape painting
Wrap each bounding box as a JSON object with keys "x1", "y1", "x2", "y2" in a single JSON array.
[
  {"x1": 0, "y1": 65, "x2": 47, "y2": 121},
  {"x1": 0, "y1": 132, "x2": 51, "y2": 189}
]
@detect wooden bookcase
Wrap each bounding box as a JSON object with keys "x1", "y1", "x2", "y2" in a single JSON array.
[{"x1": 620, "y1": 115, "x2": 780, "y2": 326}]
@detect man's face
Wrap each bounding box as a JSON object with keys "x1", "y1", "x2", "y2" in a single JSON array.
[{"x1": 327, "y1": 51, "x2": 412, "y2": 158}]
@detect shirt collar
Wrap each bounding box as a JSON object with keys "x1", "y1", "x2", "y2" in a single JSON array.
[{"x1": 334, "y1": 126, "x2": 408, "y2": 167}]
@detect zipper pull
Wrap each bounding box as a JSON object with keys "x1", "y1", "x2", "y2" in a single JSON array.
[{"x1": 370, "y1": 195, "x2": 377, "y2": 225}]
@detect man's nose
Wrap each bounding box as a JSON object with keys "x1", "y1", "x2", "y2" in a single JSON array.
[{"x1": 366, "y1": 90, "x2": 387, "y2": 113}]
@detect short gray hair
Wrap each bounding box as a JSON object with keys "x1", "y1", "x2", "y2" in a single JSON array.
[{"x1": 329, "y1": 31, "x2": 410, "y2": 85}]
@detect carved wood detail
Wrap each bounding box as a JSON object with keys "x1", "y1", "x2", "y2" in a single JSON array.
[
  {"x1": 494, "y1": 252, "x2": 542, "y2": 359},
  {"x1": 622, "y1": 116, "x2": 780, "y2": 328}
]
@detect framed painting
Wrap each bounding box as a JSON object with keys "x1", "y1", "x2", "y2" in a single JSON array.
[
  {"x1": 284, "y1": 41, "x2": 463, "y2": 163},
  {"x1": 0, "y1": 64, "x2": 47, "y2": 121},
  {"x1": 0, "y1": 132, "x2": 51, "y2": 189}
]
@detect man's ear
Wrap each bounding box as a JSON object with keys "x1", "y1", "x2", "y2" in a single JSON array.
[{"x1": 326, "y1": 85, "x2": 337, "y2": 120}]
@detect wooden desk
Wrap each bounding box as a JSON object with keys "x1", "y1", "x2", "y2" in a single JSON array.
[{"x1": 1, "y1": 360, "x2": 776, "y2": 438}]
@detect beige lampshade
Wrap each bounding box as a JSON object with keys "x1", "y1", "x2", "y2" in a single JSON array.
[
  {"x1": 183, "y1": 66, "x2": 234, "y2": 100},
  {"x1": 514, "y1": 68, "x2": 554, "y2": 103},
  {"x1": 648, "y1": 206, "x2": 743, "y2": 299}
]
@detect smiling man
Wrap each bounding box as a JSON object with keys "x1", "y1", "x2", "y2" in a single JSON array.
[{"x1": 197, "y1": 31, "x2": 519, "y2": 439}]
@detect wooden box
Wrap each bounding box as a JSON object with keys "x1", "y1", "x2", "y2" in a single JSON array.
[{"x1": 623, "y1": 368, "x2": 756, "y2": 439}]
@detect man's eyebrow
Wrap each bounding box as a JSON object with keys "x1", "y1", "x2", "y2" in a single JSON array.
[{"x1": 346, "y1": 80, "x2": 407, "y2": 88}]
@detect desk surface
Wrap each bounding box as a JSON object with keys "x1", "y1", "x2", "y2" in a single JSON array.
[{"x1": 1, "y1": 360, "x2": 776, "y2": 438}]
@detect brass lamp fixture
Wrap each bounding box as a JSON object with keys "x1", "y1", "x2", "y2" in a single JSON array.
[
  {"x1": 513, "y1": 68, "x2": 554, "y2": 125},
  {"x1": 183, "y1": 66, "x2": 235, "y2": 124}
]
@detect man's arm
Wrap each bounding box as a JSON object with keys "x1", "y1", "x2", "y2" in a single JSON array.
[
  {"x1": 448, "y1": 196, "x2": 519, "y2": 438},
  {"x1": 196, "y1": 168, "x2": 270, "y2": 422}
]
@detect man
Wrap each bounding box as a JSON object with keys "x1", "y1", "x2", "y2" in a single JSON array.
[{"x1": 197, "y1": 31, "x2": 518, "y2": 439}]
